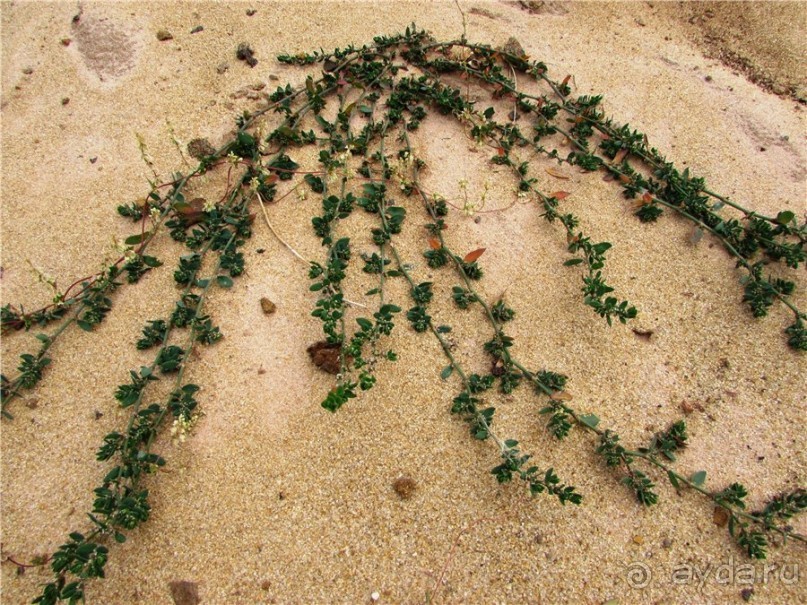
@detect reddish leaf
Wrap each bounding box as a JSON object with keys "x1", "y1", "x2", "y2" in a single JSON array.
[
  {"x1": 497, "y1": 147, "x2": 506, "y2": 157},
  {"x1": 428, "y1": 238, "x2": 442, "y2": 250},
  {"x1": 550, "y1": 191, "x2": 570, "y2": 200},
  {"x1": 561, "y1": 74, "x2": 572, "y2": 87},
  {"x1": 642, "y1": 192, "x2": 653, "y2": 204},
  {"x1": 550, "y1": 391, "x2": 573, "y2": 401},
  {"x1": 613, "y1": 149, "x2": 628, "y2": 164},
  {"x1": 463, "y1": 248, "x2": 486, "y2": 263},
  {"x1": 176, "y1": 197, "x2": 207, "y2": 226}
]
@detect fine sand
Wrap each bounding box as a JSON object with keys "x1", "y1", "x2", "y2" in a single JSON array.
[{"x1": 1, "y1": 2, "x2": 805, "y2": 604}]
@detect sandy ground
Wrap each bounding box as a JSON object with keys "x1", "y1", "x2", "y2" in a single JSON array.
[{"x1": 1, "y1": 1, "x2": 806, "y2": 604}]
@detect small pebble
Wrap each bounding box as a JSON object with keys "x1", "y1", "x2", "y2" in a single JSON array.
[
  {"x1": 22, "y1": 67, "x2": 33, "y2": 75},
  {"x1": 168, "y1": 580, "x2": 199, "y2": 605},
  {"x1": 156, "y1": 29, "x2": 174, "y2": 41},
  {"x1": 190, "y1": 25, "x2": 203, "y2": 34},
  {"x1": 236, "y1": 42, "x2": 258, "y2": 67},
  {"x1": 187, "y1": 138, "x2": 215, "y2": 159},
  {"x1": 741, "y1": 588, "x2": 754, "y2": 602},
  {"x1": 61, "y1": 97, "x2": 70, "y2": 105},
  {"x1": 60, "y1": 38, "x2": 71, "y2": 46},
  {"x1": 260, "y1": 297, "x2": 276, "y2": 315},
  {"x1": 661, "y1": 537, "x2": 673, "y2": 548},
  {"x1": 392, "y1": 475, "x2": 417, "y2": 500},
  {"x1": 246, "y1": 8, "x2": 257, "y2": 16},
  {"x1": 371, "y1": 592, "x2": 380, "y2": 602},
  {"x1": 216, "y1": 62, "x2": 229, "y2": 74},
  {"x1": 713, "y1": 507, "x2": 729, "y2": 527}
]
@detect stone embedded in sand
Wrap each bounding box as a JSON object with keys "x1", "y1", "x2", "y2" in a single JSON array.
[
  {"x1": 169, "y1": 580, "x2": 200, "y2": 605},
  {"x1": 713, "y1": 506, "x2": 729, "y2": 527},
  {"x1": 392, "y1": 475, "x2": 417, "y2": 500},
  {"x1": 307, "y1": 341, "x2": 343, "y2": 374},
  {"x1": 187, "y1": 138, "x2": 216, "y2": 159},
  {"x1": 499, "y1": 36, "x2": 525, "y2": 58},
  {"x1": 518, "y1": 1, "x2": 570, "y2": 15},
  {"x1": 260, "y1": 297, "x2": 276, "y2": 315},
  {"x1": 236, "y1": 43, "x2": 258, "y2": 67},
  {"x1": 156, "y1": 29, "x2": 174, "y2": 41}
]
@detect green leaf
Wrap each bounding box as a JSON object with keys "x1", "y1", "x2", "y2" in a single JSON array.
[
  {"x1": 776, "y1": 210, "x2": 795, "y2": 225},
  {"x1": 365, "y1": 288, "x2": 381, "y2": 296},
  {"x1": 77, "y1": 319, "x2": 93, "y2": 332},
  {"x1": 356, "y1": 317, "x2": 373, "y2": 331},
  {"x1": 124, "y1": 232, "x2": 150, "y2": 246},
  {"x1": 668, "y1": 471, "x2": 680, "y2": 490},
  {"x1": 690, "y1": 470, "x2": 707, "y2": 487},
  {"x1": 440, "y1": 365, "x2": 453, "y2": 380},
  {"x1": 579, "y1": 414, "x2": 600, "y2": 429},
  {"x1": 563, "y1": 258, "x2": 583, "y2": 266},
  {"x1": 216, "y1": 275, "x2": 234, "y2": 289},
  {"x1": 142, "y1": 255, "x2": 162, "y2": 268},
  {"x1": 114, "y1": 532, "x2": 127, "y2": 544}
]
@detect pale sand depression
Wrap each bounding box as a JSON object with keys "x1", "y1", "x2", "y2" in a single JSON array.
[{"x1": 1, "y1": 2, "x2": 805, "y2": 604}]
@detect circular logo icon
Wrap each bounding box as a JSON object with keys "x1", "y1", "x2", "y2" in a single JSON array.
[{"x1": 626, "y1": 561, "x2": 652, "y2": 589}]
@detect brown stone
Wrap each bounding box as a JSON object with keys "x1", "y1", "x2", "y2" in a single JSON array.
[{"x1": 169, "y1": 580, "x2": 199, "y2": 605}]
